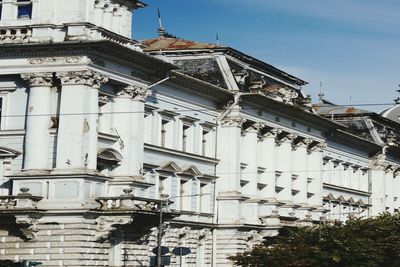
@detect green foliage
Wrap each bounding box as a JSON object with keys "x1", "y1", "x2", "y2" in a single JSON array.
[{"x1": 229, "y1": 213, "x2": 400, "y2": 267}]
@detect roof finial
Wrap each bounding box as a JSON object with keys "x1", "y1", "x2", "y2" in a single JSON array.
[
  {"x1": 318, "y1": 81, "x2": 325, "y2": 102},
  {"x1": 216, "y1": 33, "x2": 219, "y2": 45},
  {"x1": 157, "y1": 8, "x2": 166, "y2": 37}
]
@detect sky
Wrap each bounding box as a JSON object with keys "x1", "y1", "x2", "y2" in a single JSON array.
[{"x1": 132, "y1": 0, "x2": 400, "y2": 112}]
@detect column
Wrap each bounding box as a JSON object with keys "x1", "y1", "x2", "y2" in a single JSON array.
[
  {"x1": 241, "y1": 122, "x2": 264, "y2": 224},
  {"x1": 259, "y1": 128, "x2": 281, "y2": 201},
  {"x1": 258, "y1": 128, "x2": 281, "y2": 224},
  {"x1": 275, "y1": 133, "x2": 297, "y2": 204},
  {"x1": 308, "y1": 142, "x2": 326, "y2": 220},
  {"x1": 112, "y1": 84, "x2": 150, "y2": 177},
  {"x1": 293, "y1": 138, "x2": 312, "y2": 204},
  {"x1": 215, "y1": 108, "x2": 246, "y2": 224},
  {"x1": 293, "y1": 138, "x2": 313, "y2": 219},
  {"x1": 55, "y1": 71, "x2": 107, "y2": 171},
  {"x1": 21, "y1": 73, "x2": 53, "y2": 170}
]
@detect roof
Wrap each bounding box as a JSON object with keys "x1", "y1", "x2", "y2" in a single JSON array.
[
  {"x1": 380, "y1": 104, "x2": 400, "y2": 123},
  {"x1": 141, "y1": 37, "x2": 307, "y2": 87},
  {"x1": 313, "y1": 102, "x2": 371, "y2": 116},
  {"x1": 141, "y1": 37, "x2": 223, "y2": 52}
]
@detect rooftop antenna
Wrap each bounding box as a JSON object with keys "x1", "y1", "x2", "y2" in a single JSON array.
[
  {"x1": 395, "y1": 85, "x2": 400, "y2": 104},
  {"x1": 157, "y1": 8, "x2": 166, "y2": 37},
  {"x1": 317, "y1": 81, "x2": 325, "y2": 102},
  {"x1": 216, "y1": 33, "x2": 219, "y2": 45}
]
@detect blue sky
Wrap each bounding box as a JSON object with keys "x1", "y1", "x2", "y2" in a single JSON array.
[{"x1": 133, "y1": 0, "x2": 400, "y2": 112}]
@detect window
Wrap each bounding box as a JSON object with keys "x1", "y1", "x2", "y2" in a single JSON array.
[
  {"x1": 161, "y1": 120, "x2": 168, "y2": 147},
  {"x1": 182, "y1": 125, "x2": 189, "y2": 152},
  {"x1": 17, "y1": 0, "x2": 32, "y2": 19},
  {"x1": 0, "y1": 0, "x2": 3, "y2": 20},
  {"x1": 0, "y1": 98, "x2": 2, "y2": 129}
]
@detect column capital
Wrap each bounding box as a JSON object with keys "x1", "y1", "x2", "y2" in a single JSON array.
[
  {"x1": 262, "y1": 128, "x2": 282, "y2": 139},
  {"x1": 294, "y1": 137, "x2": 314, "y2": 148},
  {"x1": 308, "y1": 142, "x2": 326, "y2": 153},
  {"x1": 21, "y1": 72, "x2": 54, "y2": 87},
  {"x1": 221, "y1": 115, "x2": 247, "y2": 127},
  {"x1": 244, "y1": 122, "x2": 266, "y2": 133},
  {"x1": 279, "y1": 132, "x2": 298, "y2": 143},
  {"x1": 117, "y1": 84, "x2": 150, "y2": 101},
  {"x1": 57, "y1": 70, "x2": 108, "y2": 88}
]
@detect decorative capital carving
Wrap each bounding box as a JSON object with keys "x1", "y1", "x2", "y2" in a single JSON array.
[
  {"x1": 244, "y1": 122, "x2": 266, "y2": 133},
  {"x1": 369, "y1": 153, "x2": 388, "y2": 171},
  {"x1": 263, "y1": 128, "x2": 282, "y2": 138},
  {"x1": 295, "y1": 138, "x2": 314, "y2": 148},
  {"x1": 57, "y1": 70, "x2": 108, "y2": 88},
  {"x1": 95, "y1": 216, "x2": 133, "y2": 240},
  {"x1": 117, "y1": 84, "x2": 150, "y2": 101},
  {"x1": 21, "y1": 72, "x2": 54, "y2": 87},
  {"x1": 308, "y1": 142, "x2": 326, "y2": 153},
  {"x1": 279, "y1": 132, "x2": 298, "y2": 143},
  {"x1": 221, "y1": 115, "x2": 247, "y2": 127}
]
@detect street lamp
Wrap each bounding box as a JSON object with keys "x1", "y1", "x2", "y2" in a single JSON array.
[{"x1": 156, "y1": 193, "x2": 211, "y2": 267}]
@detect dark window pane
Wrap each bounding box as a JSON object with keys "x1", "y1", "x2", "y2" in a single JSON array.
[{"x1": 17, "y1": 2, "x2": 32, "y2": 19}]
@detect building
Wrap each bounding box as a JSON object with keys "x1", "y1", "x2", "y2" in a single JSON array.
[{"x1": 0, "y1": 1, "x2": 399, "y2": 266}]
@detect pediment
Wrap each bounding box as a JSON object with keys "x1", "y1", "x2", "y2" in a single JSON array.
[
  {"x1": 0, "y1": 147, "x2": 21, "y2": 159},
  {"x1": 157, "y1": 161, "x2": 182, "y2": 173},
  {"x1": 180, "y1": 165, "x2": 202, "y2": 176}
]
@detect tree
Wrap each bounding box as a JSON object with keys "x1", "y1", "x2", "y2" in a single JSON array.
[{"x1": 229, "y1": 213, "x2": 400, "y2": 267}]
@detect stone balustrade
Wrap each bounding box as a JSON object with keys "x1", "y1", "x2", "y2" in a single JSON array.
[
  {"x1": 0, "y1": 188, "x2": 43, "y2": 210},
  {"x1": 0, "y1": 27, "x2": 32, "y2": 44},
  {"x1": 95, "y1": 189, "x2": 161, "y2": 211}
]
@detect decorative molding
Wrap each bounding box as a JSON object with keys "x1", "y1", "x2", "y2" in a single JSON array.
[
  {"x1": 20, "y1": 72, "x2": 54, "y2": 87},
  {"x1": 177, "y1": 226, "x2": 191, "y2": 238},
  {"x1": 278, "y1": 87, "x2": 299, "y2": 104},
  {"x1": 117, "y1": 84, "x2": 150, "y2": 101},
  {"x1": 28, "y1": 56, "x2": 88, "y2": 65},
  {"x1": 15, "y1": 216, "x2": 39, "y2": 241},
  {"x1": 95, "y1": 216, "x2": 133, "y2": 239},
  {"x1": 57, "y1": 70, "x2": 108, "y2": 88},
  {"x1": 198, "y1": 228, "x2": 211, "y2": 239}
]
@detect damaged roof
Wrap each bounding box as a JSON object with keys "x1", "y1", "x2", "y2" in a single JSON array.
[
  {"x1": 141, "y1": 37, "x2": 224, "y2": 51},
  {"x1": 140, "y1": 37, "x2": 307, "y2": 87}
]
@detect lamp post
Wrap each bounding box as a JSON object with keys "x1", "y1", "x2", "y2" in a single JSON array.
[
  {"x1": 157, "y1": 194, "x2": 169, "y2": 267},
  {"x1": 156, "y1": 193, "x2": 211, "y2": 267}
]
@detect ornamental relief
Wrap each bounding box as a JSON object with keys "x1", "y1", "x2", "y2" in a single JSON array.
[
  {"x1": 56, "y1": 70, "x2": 108, "y2": 88},
  {"x1": 28, "y1": 56, "x2": 88, "y2": 65},
  {"x1": 117, "y1": 84, "x2": 151, "y2": 101}
]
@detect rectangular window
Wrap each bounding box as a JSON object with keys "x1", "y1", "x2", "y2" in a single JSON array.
[
  {"x1": 161, "y1": 120, "x2": 168, "y2": 147},
  {"x1": 0, "y1": 98, "x2": 2, "y2": 129},
  {"x1": 17, "y1": 0, "x2": 32, "y2": 19},
  {"x1": 0, "y1": 0, "x2": 3, "y2": 20},
  {"x1": 182, "y1": 125, "x2": 189, "y2": 152}
]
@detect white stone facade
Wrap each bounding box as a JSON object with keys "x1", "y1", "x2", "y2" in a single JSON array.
[{"x1": 0, "y1": 1, "x2": 399, "y2": 266}]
